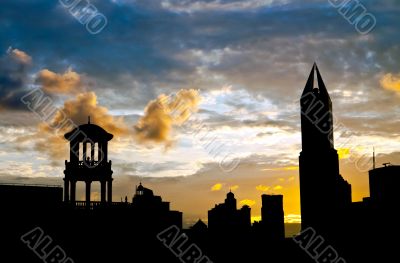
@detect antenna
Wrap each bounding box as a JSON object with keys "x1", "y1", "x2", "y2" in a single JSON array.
[
  {"x1": 88, "y1": 116, "x2": 91, "y2": 124},
  {"x1": 373, "y1": 147, "x2": 376, "y2": 169}
]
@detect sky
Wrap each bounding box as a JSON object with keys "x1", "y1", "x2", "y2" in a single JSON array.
[{"x1": 1, "y1": 0, "x2": 400, "y2": 228}]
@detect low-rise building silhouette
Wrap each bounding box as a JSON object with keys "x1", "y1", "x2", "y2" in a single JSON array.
[
  {"x1": 131, "y1": 182, "x2": 183, "y2": 228},
  {"x1": 369, "y1": 164, "x2": 400, "y2": 208},
  {"x1": 208, "y1": 191, "x2": 251, "y2": 232},
  {"x1": 0, "y1": 184, "x2": 62, "y2": 211}
]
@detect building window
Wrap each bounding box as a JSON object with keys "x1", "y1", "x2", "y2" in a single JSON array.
[
  {"x1": 94, "y1": 143, "x2": 99, "y2": 161},
  {"x1": 86, "y1": 142, "x2": 91, "y2": 161},
  {"x1": 79, "y1": 142, "x2": 83, "y2": 161}
]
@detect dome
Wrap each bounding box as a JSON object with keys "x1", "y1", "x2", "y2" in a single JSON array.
[
  {"x1": 64, "y1": 119, "x2": 113, "y2": 142},
  {"x1": 227, "y1": 191, "x2": 234, "y2": 198},
  {"x1": 137, "y1": 183, "x2": 144, "y2": 191}
]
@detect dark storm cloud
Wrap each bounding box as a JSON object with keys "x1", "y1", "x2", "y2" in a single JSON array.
[
  {"x1": 2, "y1": 0, "x2": 397, "y2": 88},
  {"x1": 3, "y1": 2, "x2": 397, "y2": 71},
  {"x1": 1, "y1": 0, "x2": 399, "y2": 134},
  {"x1": 0, "y1": 48, "x2": 32, "y2": 110}
]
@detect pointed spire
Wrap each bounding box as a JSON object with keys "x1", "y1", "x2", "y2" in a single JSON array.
[
  {"x1": 302, "y1": 63, "x2": 316, "y2": 96},
  {"x1": 302, "y1": 63, "x2": 331, "y2": 102},
  {"x1": 314, "y1": 64, "x2": 331, "y2": 102}
]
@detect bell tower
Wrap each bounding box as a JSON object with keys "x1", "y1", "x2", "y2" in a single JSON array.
[{"x1": 63, "y1": 117, "x2": 114, "y2": 208}]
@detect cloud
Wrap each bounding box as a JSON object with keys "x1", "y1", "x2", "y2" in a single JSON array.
[
  {"x1": 35, "y1": 68, "x2": 83, "y2": 94},
  {"x1": 42, "y1": 91, "x2": 127, "y2": 135},
  {"x1": 380, "y1": 73, "x2": 400, "y2": 93},
  {"x1": 263, "y1": 166, "x2": 298, "y2": 171},
  {"x1": 337, "y1": 148, "x2": 350, "y2": 159},
  {"x1": 211, "y1": 183, "x2": 223, "y2": 191},
  {"x1": 134, "y1": 89, "x2": 201, "y2": 147},
  {"x1": 230, "y1": 185, "x2": 239, "y2": 191},
  {"x1": 256, "y1": 184, "x2": 270, "y2": 191},
  {"x1": 36, "y1": 91, "x2": 129, "y2": 160},
  {"x1": 239, "y1": 199, "x2": 256, "y2": 207},
  {"x1": 0, "y1": 48, "x2": 32, "y2": 110},
  {"x1": 160, "y1": 0, "x2": 287, "y2": 12},
  {"x1": 273, "y1": 185, "x2": 283, "y2": 190},
  {"x1": 10, "y1": 48, "x2": 32, "y2": 64}
]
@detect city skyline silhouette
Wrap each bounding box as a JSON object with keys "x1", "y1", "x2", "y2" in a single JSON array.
[
  {"x1": 1, "y1": 1, "x2": 400, "y2": 262},
  {"x1": 1, "y1": 63, "x2": 399, "y2": 262}
]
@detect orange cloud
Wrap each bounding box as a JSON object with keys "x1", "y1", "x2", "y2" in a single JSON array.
[
  {"x1": 256, "y1": 184, "x2": 270, "y2": 192},
  {"x1": 43, "y1": 92, "x2": 127, "y2": 136},
  {"x1": 10, "y1": 48, "x2": 32, "y2": 64},
  {"x1": 337, "y1": 148, "x2": 350, "y2": 159},
  {"x1": 230, "y1": 185, "x2": 239, "y2": 191},
  {"x1": 380, "y1": 73, "x2": 400, "y2": 93},
  {"x1": 134, "y1": 89, "x2": 200, "y2": 147},
  {"x1": 263, "y1": 166, "x2": 298, "y2": 171},
  {"x1": 36, "y1": 68, "x2": 83, "y2": 94},
  {"x1": 36, "y1": 91, "x2": 128, "y2": 160},
  {"x1": 211, "y1": 183, "x2": 223, "y2": 191},
  {"x1": 239, "y1": 199, "x2": 256, "y2": 207}
]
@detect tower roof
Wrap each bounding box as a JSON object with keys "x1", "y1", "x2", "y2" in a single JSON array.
[
  {"x1": 227, "y1": 191, "x2": 234, "y2": 198},
  {"x1": 64, "y1": 118, "x2": 113, "y2": 142},
  {"x1": 192, "y1": 219, "x2": 207, "y2": 229},
  {"x1": 302, "y1": 63, "x2": 331, "y2": 102}
]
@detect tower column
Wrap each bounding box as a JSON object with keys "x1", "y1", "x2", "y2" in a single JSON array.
[
  {"x1": 86, "y1": 181, "x2": 91, "y2": 208},
  {"x1": 64, "y1": 179, "x2": 69, "y2": 202},
  {"x1": 70, "y1": 141, "x2": 79, "y2": 164},
  {"x1": 101, "y1": 181, "x2": 106, "y2": 203},
  {"x1": 98, "y1": 143, "x2": 103, "y2": 163},
  {"x1": 107, "y1": 179, "x2": 112, "y2": 203},
  {"x1": 104, "y1": 142, "x2": 108, "y2": 162},
  {"x1": 70, "y1": 181, "x2": 76, "y2": 203}
]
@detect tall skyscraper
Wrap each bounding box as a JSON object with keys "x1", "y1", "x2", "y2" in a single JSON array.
[{"x1": 299, "y1": 63, "x2": 352, "y2": 230}]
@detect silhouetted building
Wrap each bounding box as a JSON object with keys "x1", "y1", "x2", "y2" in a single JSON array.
[
  {"x1": 208, "y1": 191, "x2": 251, "y2": 232},
  {"x1": 369, "y1": 164, "x2": 400, "y2": 208},
  {"x1": 131, "y1": 182, "x2": 183, "y2": 228},
  {"x1": 64, "y1": 117, "x2": 113, "y2": 208},
  {"x1": 299, "y1": 63, "x2": 351, "y2": 231},
  {"x1": 188, "y1": 219, "x2": 208, "y2": 246},
  {"x1": 191, "y1": 219, "x2": 208, "y2": 232},
  {"x1": 0, "y1": 184, "x2": 62, "y2": 210},
  {"x1": 261, "y1": 194, "x2": 285, "y2": 240}
]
